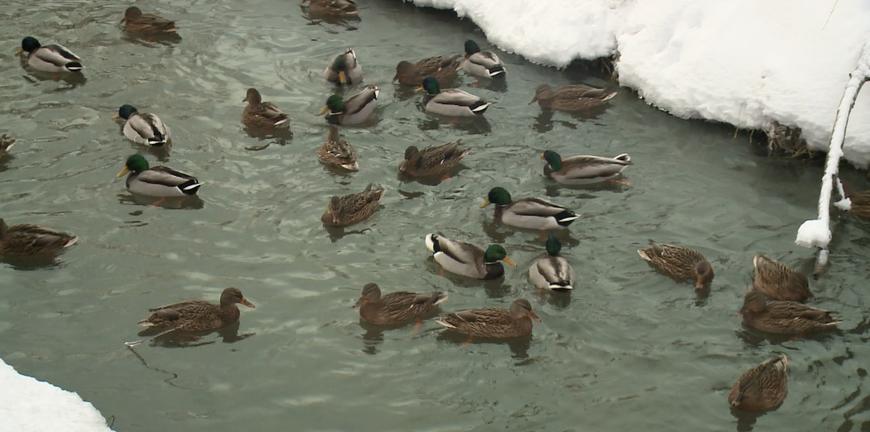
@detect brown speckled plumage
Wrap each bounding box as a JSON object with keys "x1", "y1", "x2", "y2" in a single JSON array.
[
  {"x1": 122, "y1": 7, "x2": 178, "y2": 35},
  {"x1": 436, "y1": 299, "x2": 538, "y2": 339},
  {"x1": 728, "y1": 355, "x2": 789, "y2": 412},
  {"x1": 321, "y1": 184, "x2": 384, "y2": 227},
  {"x1": 637, "y1": 243, "x2": 713, "y2": 291},
  {"x1": 752, "y1": 255, "x2": 811, "y2": 301},
  {"x1": 243, "y1": 88, "x2": 290, "y2": 131},
  {"x1": 393, "y1": 55, "x2": 461, "y2": 87},
  {"x1": 399, "y1": 140, "x2": 468, "y2": 179},
  {"x1": 740, "y1": 290, "x2": 838, "y2": 336},
  {"x1": 0, "y1": 135, "x2": 15, "y2": 159},
  {"x1": 318, "y1": 126, "x2": 358, "y2": 171},
  {"x1": 530, "y1": 84, "x2": 616, "y2": 112},
  {"x1": 0, "y1": 218, "x2": 77, "y2": 257},
  {"x1": 138, "y1": 287, "x2": 254, "y2": 333},
  {"x1": 355, "y1": 283, "x2": 447, "y2": 326}
]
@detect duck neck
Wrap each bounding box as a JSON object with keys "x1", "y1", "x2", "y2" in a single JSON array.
[
  {"x1": 219, "y1": 303, "x2": 241, "y2": 323},
  {"x1": 484, "y1": 262, "x2": 504, "y2": 279}
]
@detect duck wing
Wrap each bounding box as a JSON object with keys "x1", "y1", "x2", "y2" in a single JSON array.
[
  {"x1": 509, "y1": 198, "x2": 570, "y2": 217},
  {"x1": 344, "y1": 86, "x2": 379, "y2": 115},
  {"x1": 4, "y1": 224, "x2": 77, "y2": 252}
]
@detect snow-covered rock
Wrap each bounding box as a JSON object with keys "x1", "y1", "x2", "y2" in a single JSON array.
[
  {"x1": 405, "y1": 0, "x2": 870, "y2": 167},
  {"x1": 0, "y1": 358, "x2": 113, "y2": 432}
]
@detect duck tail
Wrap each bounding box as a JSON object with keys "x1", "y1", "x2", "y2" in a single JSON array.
[
  {"x1": 434, "y1": 317, "x2": 455, "y2": 329},
  {"x1": 180, "y1": 180, "x2": 202, "y2": 195},
  {"x1": 601, "y1": 90, "x2": 617, "y2": 102},
  {"x1": 64, "y1": 236, "x2": 79, "y2": 248},
  {"x1": 471, "y1": 102, "x2": 490, "y2": 114},
  {"x1": 615, "y1": 153, "x2": 632, "y2": 165},
  {"x1": 488, "y1": 65, "x2": 505, "y2": 77},
  {"x1": 549, "y1": 283, "x2": 573, "y2": 291},
  {"x1": 424, "y1": 233, "x2": 440, "y2": 253},
  {"x1": 65, "y1": 62, "x2": 84, "y2": 72},
  {"x1": 432, "y1": 292, "x2": 448, "y2": 305},
  {"x1": 555, "y1": 211, "x2": 579, "y2": 226}
]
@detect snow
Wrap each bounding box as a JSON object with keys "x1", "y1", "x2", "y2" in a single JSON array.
[
  {"x1": 404, "y1": 0, "x2": 870, "y2": 167},
  {"x1": 0, "y1": 358, "x2": 113, "y2": 432}
]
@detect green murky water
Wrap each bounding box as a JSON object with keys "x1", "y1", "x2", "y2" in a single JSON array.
[{"x1": 1, "y1": 1, "x2": 869, "y2": 431}]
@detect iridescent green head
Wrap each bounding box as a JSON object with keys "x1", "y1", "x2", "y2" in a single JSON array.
[
  {"x1": 542, "y1": 150, "x2": 562, "y2": 170},
  {"x1": 421, "y1": 77, "x2": 440, "y2": 95},
  {"x1": 21, "y1": 36, "x2": 41, "y2": 53},
  {"x1": 464, "y1": 39, "x2": 481, "y2": 55},
  {"x1": 483, "y1": 244, "x2": 508, "y2": 264},
  {"x1": 485, "y1": 187, "x2": 512, "y2": 206},
  {"x1": 325, "y1": 95, "x2": 345, "y2": 114},
  {"x1": 118, "y1": 104, "x2": 138, "y2": 120},
  {"x1": 545, "y1": 233, "x2": 561, "y2": 256},
  {"x1": 126, "y1": 154, "x2": 149, "y2": 172}
]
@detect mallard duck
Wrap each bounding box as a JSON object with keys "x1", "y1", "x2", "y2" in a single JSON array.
[
  {"x1": 116, "y1": 104, "x2": 171, "y2": 147},
  {"x1": 842, "y1": 181, "x2": 870, "y2": 219},
  {"x1": 728, "y1": 355, "x2": 789, "y2": 412},
  {"x1": 0, "y1": 135, "x2": 15, "y2": 159},
  {"x1": 637, "y1": 242, "x2": 714, "y2": 292},
  {"x1": 0, "y1": 218, "x2": 77, "y2": 257},
  {"x1": 301, "y1": 0, "x2": 359, "y2": 20},
  {"x1": 318, "y1": 126, "x2": 358, "y2": 171},
  {"x1": 436, "y1": 299, "x2": 538, "y2": 339},
  {"x1": 530, "y1": 84, "x2": 617, "y2": 112},
  {"x1": 138, "y1": 287, "x2": 254, "y2": 335},
  {"x1": 321, "y1": 184, "x2": 383, "y2": 227},
  {"x1": 752, "y1": 255, "x2": 811, "y2": 302},
  {"x1": 117, "y1": 154, "x2": 201, "y2": 197},
  {"x1": 121, "y1": 7, "x2": 178, "y2": 36},
  {"x1": 460, "y1": 39, "x2": 505, "y2": 79},
  {"x1": 242, "y1": 88, "x2": 290, "y2": 131},
  {"x1": 529, "y1": 234, "x2": 575, "y2": 291},
  {"x1": 355, "y1": 283, "x2": 447, "y2": 326},
  {"x1": 481, "y1": 187, "x2": 579, "y2": 230},
  {"x1": 740, "y1": 290, "x2": 838, "y2": 336},
  {"x1": 424, "y1": 233, "x2": 515, "y2": 279},
  {"x1": 324, "y1": 49, "x2": 362, "y2": 86},
  {"x1": 394, "y1": 55, "x2": 461, "y2": 87},
  {"x1": 420, "y1": 77, "x2": 489, "y2": 117},
  {"x1": 399, "y1": 140, "x2": 469, "y2": 179},
  {"x1": 320, "y1": 85, "x2": 379, "y2": 126},
  {"x1": 542, "y1": 150, "x2": 632, "y2": 185},
  {"x1": 18, "y1": 36, "x2": 83, "y2": 74}
]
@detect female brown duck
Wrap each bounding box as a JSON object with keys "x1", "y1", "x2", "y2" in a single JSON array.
[
  {"x1": 399, "y1": 140, "x2": 469, "y2": 179},
  {"x1": 436, "y1": 299, "x2": 538, "y2": 339},
  {"x1": 321, "y1": 184, "x2": 384, "y2": 227},
  {"x1": 530, "y1": 84, "x2": 616, "y2": 112},
  {"x1": 637, "y1": 242, "x2": 714, "y2": 292},
  {"x1": 138, "y1": 287, "x2": 254, "y2": 335},
  {"x1": 728, "y1": 355, "x2": 789, "y2": 412},
  {"x1": 0, "y1": 218, "x2": 77, "y2": 257},
  {"x1": 740, "y1": 290, "x2": 837, "y2": 336},
  {"x1": 122, "y1": 7, "x2": 178, "y2": 37},
  {"x1": 752, "y1": 255, "x2": 811, "y2": 302},
  {"x1": 355, "y1": 283, "x2": 447, "y2": 326},
  {"x1": 394, "y1": 55, "x2": 461, "y2": 87}
]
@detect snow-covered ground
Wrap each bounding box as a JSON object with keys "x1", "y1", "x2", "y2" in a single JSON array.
[
  {"x1": 0, "y1": 358, "x2": 113, "y2": 432},
  {"x1": 406, "y1": 0, "x2": 870, "y2": 167}
]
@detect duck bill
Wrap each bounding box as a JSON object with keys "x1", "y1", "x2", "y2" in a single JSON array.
[
  {"x1": 240, "y1": 298, "x2": 255, "y2": 308},
  {"x1": 528, "y1": 95, "x2": 538, "y2": 105},
  {"x1": 479, "y1": 198, "x2": 491, "y2": 208},
  {"x1": 502, "y1": 256, "x2": 516, "y2": 267},
  {"x1": 529, "y1": 311, "x2": 541, "y2": 323},
  {"x1": 338, "y1": 71, "x2": 348, "y2": 85},
  {"x1": 540, "y1": 152, "x2": 546, "y2": 160},
  {"x1": 414, "y1": 85, "x2": 424, "y2": 93},
  {"x1": 352, "y1": 297, "x2": 363, "y2": 308},
  {"x1": 15, "y1": 47, "x2": 23, "y2": 56},
  {"x1": 116, "y1": 166, "x2": 130, "y2": 178},
  {"x1": 318, "y1": 106, "x2": 330, "y2": 116}
]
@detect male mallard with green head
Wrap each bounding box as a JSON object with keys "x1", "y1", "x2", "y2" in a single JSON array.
[
  {"x1": 318, "y1": 126, "x2": 358, "y2": 171},
  {"x1": 399, "y1": 140, "x2": 469, "y2": 179},
  {"x1": 424, "y1": 233, "x2": 515, "y2": 279},
  {"x1": 637, "y1": 242, "x2": 714, "y2": 292},
  {"x1": 355, "y1": 283, "x2": 447, "y2": 326},
  {"x1": 436, "y1": 299, "x2": 538, "y2": 339},
  {"x1": 740, "y1": 290, "x2": 838, "y2": 336},
  {"x1": 420, "y1": 77, "x2": 489, "y2": 117},
  {"x1": 242, "y1": 88, "x2": 290, "y2": 131},
  {"x1": 116, "y1": 104, "x2": 171, "y2": 147},
  {"x1": 394, "y1": 55, "x2": 461, "y2": 87},
  {"x1": 481, "y1": 187, "x2": 578, "y2": 231},
  {"x1": 18, "y1": 36, "x2": 83, "y2": 75},
  {"x1": 728, "y1": 355, "x2": 789, "y2": 413},
  {"x1": 529, "y1": 234, "x2": 575, "y2": 291},
  {"x1": 138, "y1": 287, "x2": 255, "y2": 335},
  {"x1": 320, "y1": 85, "x2": 379, "y2": 126},
  {"x1": 117, "y1": 154, "x2": 201, "y2": 198},
  {"x1": 752, "y1": 255, "x2": 810, "y2": 302},
  {"x1": 460, "y1": 39, "x2": 505, "y2": 79},
  {"x1": 324, "y1": 49, "x2": 362, "y2": 86},
  {"x1": 121, "y1": 7, "x2": 178, "y2": 36},
  {"x1": 321, "y1": 184, "x2": 384, "y2": 227},
  {"x1": 0, "y1": 218, "x2": 77, "y2": 257},
  {"x1": 542, "y1": 150, "x2": 632, "y2": 185},
  {"x1": 530, "y1": 84, "x2": 617, "y2": 112}
]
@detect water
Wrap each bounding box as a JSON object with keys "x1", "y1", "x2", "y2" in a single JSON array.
[{"x1": 2, "y1": 1, "x2": 869, "y2": 431}]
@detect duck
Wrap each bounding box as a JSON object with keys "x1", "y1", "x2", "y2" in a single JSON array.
[
  {"x1": 740, "y1": 290, "x2": 838, "y2": 336},
  {"x1": 542, "y1": 150, "x2": 632, "y2": 185},
  {"x1": 138, "y1": 287, "x2": 255, "y2": 335},
  {"x1": 318, "y1": 126, "x2": 358, "y2": 171},
  {"x1": 394, "y1": 55, "x2": 461, "y2": 87},
  {"x1": 481, "y1": 187, "x2": 579, "y2": 231},
  {"x1": 842, "y1": 180, "x2": 870, "y2": 220},
  {"x1": 530, "y1": 84, "x2": 617, "y2": 112},
  {"x1": 637, "y1": 242, "x2": 714, "y2": 292},
  {"x1": 0, "y1": 135, "x2": 15, "y2": 159},
  {"x1": 116, "y1": 104, "x2": 171, "y2": 147},
  {"x1": 324, "y1": 49, "x2": 362, "y2": 86},
  {"x1": 18, "y1": 36, "x2": 83, "y2": 74},
  {"x1": 420, "y1": 77, "x2": 489, "y2": 117},
  {"x1": 301, "y1": 0, "x2": 359, "y2": 21},
  {"x1": 242, "y1": 88, "x2": 290, "y2": 131},
  {"x1": 435, "y1": 299, "x2": 538, "y2": 339},
  {"x1": 321, "y1": 184, "x2": 383, "y2": 227},
  {"x1": 320, "y1": 85, "x2": 379, "y2": 126},
  {"x1": 355, "y1": 283, "x2": 447, "y2": 326},
  {"x1": 460, "y1": 39, "x2": 505, "y2": 79},
  {"x1": 0, "y1": 218, "x2": 77, "y2": 257},
  {"x1": 529, "y1": 234, "x2": 575, "y2": 291},
  {"x1": 424, "y1": 233, "x2": 514, "y2": 279},
  {"x1": 121, "y1": 7, "x2": 178, "y2": 36},
  {"x1": 728, "y1": 355, "x2": 789, "y2": 413},
  {"x1": 752, "y1": 255, "x2": 811, "y2": 302},
  {"x1": 117, "y1": 154, "x2": 201, "y2": 198},
  {"x1": 398, "y1": 140, "x2": 469, "y2": 179}
]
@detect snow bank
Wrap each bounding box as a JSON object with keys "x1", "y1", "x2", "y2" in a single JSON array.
[
  {"x1": 0, "y1": 358, "x2": 113, "y2": 432},
  {"x1": 405, "y1": 0, "x2": 870, "y2": 167}
]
